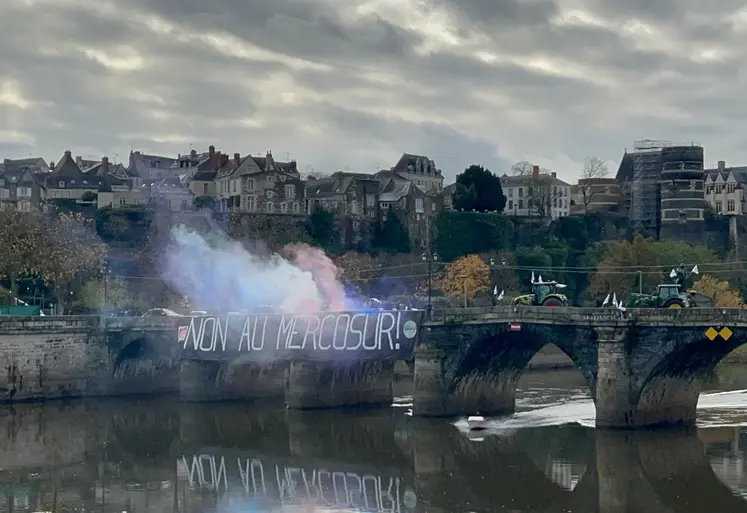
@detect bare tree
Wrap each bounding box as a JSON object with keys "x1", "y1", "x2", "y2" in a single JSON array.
[
  {"x1": 527, "y1": 175, "x2": 558, "y2": 218},
  {"x1": 510, "y1": 161, "x2": 533, "y2": 176},
  {"x1": 578, "y1": 157, "x2": 609, "y2": 214}
]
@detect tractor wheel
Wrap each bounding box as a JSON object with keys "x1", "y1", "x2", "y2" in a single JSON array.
[
  {"x1": 542, "y1": 297, "x2": 564, "y2": 308},
  {"x1": 664, "y1": 298, "x2": 685, "y2": 309}
]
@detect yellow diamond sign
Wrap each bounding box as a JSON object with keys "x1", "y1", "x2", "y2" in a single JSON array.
[
  {"x1": 720, "y1": 327, "x2": 733, "y2": 341},
  {"x1": 705, "y1": 327, "x2": 718, "y2": 341}
]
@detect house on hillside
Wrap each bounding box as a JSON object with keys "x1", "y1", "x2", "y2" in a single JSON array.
[
  {"x1": 0, "y1": 157, "x2": 49, "y2": 175},
  {"x1": 186, "y1": 146, "x2": 229, "y2": 201},
  {"x1": 501, "y1": 166, "x2": 571, "y2": 219},
  {"x1": 704, "y1": 160, "x2": 747, "y2": 215},
  {"x1": 213, "y1": 151, "x2": 305, "y2": 214},
  {"x1": 378, "y1": 174, "x2": 441, "y2": 248},
  {"x1": 42, "y1": 150, "x2": 114, "y2": 209},
  {"x1": 0, "y1": 161, "x2": 45, "y2": 211},
  {"x1": 128, "y1": 151, "x2": 179, "y2": 185},
  {"x1": 383, "y1": 153, "x2": 444, "y2": 194}
]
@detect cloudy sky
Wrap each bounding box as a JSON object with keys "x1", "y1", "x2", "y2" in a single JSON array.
[{"x1": 2, "y1": 0, "x2": 746, "y2": 184}]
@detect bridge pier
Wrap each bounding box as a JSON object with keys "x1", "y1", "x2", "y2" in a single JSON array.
[
  {"x1": 179, "y1": 360, "x2": 224, "y2": 402},
  {"x1": 594, "y1": 326, "x2": 635, "y2": 429},
  {"x1": 284, "y1": 360, "x2": 394, "y2": 410}
]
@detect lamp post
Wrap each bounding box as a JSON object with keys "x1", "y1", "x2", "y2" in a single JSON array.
[{"x1": 422, "y1": 251, "x2": 438, "y2": 317}]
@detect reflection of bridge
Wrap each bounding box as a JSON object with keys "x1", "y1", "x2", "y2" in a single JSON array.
[{"x1": 3, "y1": 400, "x2": 747, "y2": 512}]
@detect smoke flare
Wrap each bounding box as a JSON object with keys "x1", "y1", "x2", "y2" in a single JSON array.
[{"x1": 160, "y1": 224, "x2": 353, "y2": 313}]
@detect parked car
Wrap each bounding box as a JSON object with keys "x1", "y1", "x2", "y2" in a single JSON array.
[{"x1": 142, "y1": 308, "x2": 183, "y2": 318}]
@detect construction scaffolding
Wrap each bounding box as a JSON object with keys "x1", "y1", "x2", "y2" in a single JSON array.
[{"x1": 631, "y1": 139, "x2": 668, "y2": 237}]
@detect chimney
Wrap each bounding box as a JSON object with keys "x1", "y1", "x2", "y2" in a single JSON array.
[
  {"x1": 49, "y1": 161, "x2": 55, "y2": 169},
  {"x1": 75, "y1": 156, "x2": 82, "y2": 166},
  {"x1": 234, "y1": 153, "x2": 241, "y2": 166},
  {"x1": 718, "y1": 160, "x2": 726, "y2": 170},
  {"x1": 532, "y1": 165, "x2": 540, "y2": 177},
  {"x1": 266, "y1": 151, "x2": 275, "y2": 170},
  {"x1": 64, "y1": 150, "x2": 71, "y2": 158},
  {"x1": 101, "y1": 156, "x2": 109, "y2": 174},
  {"x1": 190, "y1": 149, "x2": 197, "y2": 158},
  {"x1": 209, "y1": 145, "x2": 215, "y2": 157},
  {"x1": 551, "y1": 171, "x2": 557, "y2": 178}
]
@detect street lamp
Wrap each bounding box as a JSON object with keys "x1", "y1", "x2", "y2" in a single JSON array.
[{"x1": 422, "y1": 251, "x2": 438, "y2": 317}]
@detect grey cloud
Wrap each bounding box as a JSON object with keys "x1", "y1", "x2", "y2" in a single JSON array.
[{"x1": 2, "y1": 0, "x2": 747, "y2": 181}]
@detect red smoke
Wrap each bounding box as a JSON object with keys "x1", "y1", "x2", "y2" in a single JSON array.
[{"x1": 284, "y1": 243, "x2": 347, "y2": 311}]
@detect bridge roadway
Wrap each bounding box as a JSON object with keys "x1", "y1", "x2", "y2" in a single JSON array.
[
  {"x1": 1, "y1": 399, "x2": 746, "y2": 513},
  {"x1": 1, "y1": 306, "x2": 746, "y2": 428}
]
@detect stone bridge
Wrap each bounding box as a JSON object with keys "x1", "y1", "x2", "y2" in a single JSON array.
[
  {"x1": 2, "y1": 307, "x2": 747, "y2": 429},
  {"x1": 418, "y1": 306, "x2": 747, "y2": 428}
]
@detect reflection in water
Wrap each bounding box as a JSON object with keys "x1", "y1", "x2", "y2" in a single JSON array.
[{"x1": 3, "y1": 376, "x2": 747, "y2": 511}]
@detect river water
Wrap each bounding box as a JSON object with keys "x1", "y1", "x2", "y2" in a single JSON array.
[{"x1": 3, "y1": 367, "x2": 747, "y2": 512}]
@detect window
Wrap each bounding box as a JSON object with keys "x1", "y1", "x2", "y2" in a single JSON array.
[
  {"x1": 518, "y1": 188, "x2": 523, "y2": 197},
  {"x1": 281, "y1": 202, "x2": 288, "y2": 213},
  {"x1": 266, "y1": 200, "x2": 274, "y2": 212},
  {"x1": 507, "y1": 188, "x2": 513, "y2": 197},
  {"x1": 415, "y1": 198, "x2": 424, "y2": 213},
  {"x1": 181, "y1": 200, "x2": 189, "y2": 210},
  {"x1": 266, "y1": 190, "x2": 274, "y2": 199},
  {"x1": 119, "y1": 197, "x2": 126, "y2": 206},
  {"x1": 728, "y1": 200, "x2": 735, "y2": 212},
  {"x1": 716, "y1": 201, "x2": 723, "y2": 213},
  {"x1": 508, "y1": 200, "x2": 513, "y2": 210},
  {"x1": 518, "y1": 199, "x2": 524, "y2": 210},
  {"x1": 727, "y1": 183, "x2": 736, "y2": 193},
  {"x1": 366, "y1": 194, "x2": 375, "y2": 207},
  {"x1": 245, "y1": 196, "x2": 255, "y2": 212},
  {"x1": 17, "y1": 187, "x2": 31, "y2": 197},
  {"x1": 350, "y1": 200, "x2": 358, "y2": 214},
  {"x1": 293, "y1": 202, "x2": 300, "y2": 213},
  {"x1": 203, "y1": 183, "x2": 208, "y2": 195},
  {"x1": 432, "y1": 202, "x2": 436, "y2": 211},
  {"x1": 246, "y1": 179, "x2": 255, "y2": 191},
  {"x1": 715, "y1": 185, "x2": 723, "y2": 194},
  {"x1": 58, "y1": 181, "x2": 65, "y2": 188},
  {"x1": 285, "y1": 184, "x2": 295, "y2": 199},
  {"x1": 233, "y1": 180, "x2": 237, "y2": 193}
]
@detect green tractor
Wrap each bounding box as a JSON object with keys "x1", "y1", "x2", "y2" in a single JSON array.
[
  {"x1": 513, "y1": 280, "x2": 569, "y2": 307},
  {"x1": 623, "y1": 264, "x2": 709, "y2": 309},
  {"x1": 624, "y1": 283, "x2": 693, "y2": 309}
]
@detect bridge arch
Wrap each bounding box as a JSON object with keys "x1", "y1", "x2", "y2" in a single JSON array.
[
  {"x1": 631, "y1": 327, "x2": 747, "y2": 427},
  {"x1": 442, "y1": 324, "x2": 597, "y2": 416},
  {"x1": 111, "y1": 334, "x2": 180, "y2": 395}
]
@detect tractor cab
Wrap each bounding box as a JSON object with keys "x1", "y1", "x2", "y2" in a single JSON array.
[{"x1": 657, "y1": 284, "x2": 682, "y2": 303}]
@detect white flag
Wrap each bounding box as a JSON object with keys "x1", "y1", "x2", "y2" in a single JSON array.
[
  {"x1": 538, "y1": 274, "x2": 543, "y2": 283},
  {"x1": 602, "y1": 293, "x2": 610, "y2": 306},
  {"x1": 612, "y1": 292, "x2": 617, "y2": 306},
  {"x1": 493, "y1": 286, "x2": 498, "y2": 295},
  {"x1": 497, "y1": 290, "x2": 505, "y2": 300},
  {"x1": 669, "y1": 269, "x2": 677, "y2": 278},
  {"x1": 691, "y1": 265, "x2": 699, "y2": 275},
  {"x1": 531, "y1": 271, "x2": 536, "y2": 283}
]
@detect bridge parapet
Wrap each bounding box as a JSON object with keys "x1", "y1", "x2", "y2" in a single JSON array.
[{"x1": 428, "y1": 306, "x2": 747, "y2": 328}]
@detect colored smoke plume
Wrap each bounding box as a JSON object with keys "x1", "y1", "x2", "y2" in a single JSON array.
[{"x1": 160, "y1": 224, "x2": 354, "y2": 313}]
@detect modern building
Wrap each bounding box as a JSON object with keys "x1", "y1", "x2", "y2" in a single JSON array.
[{"x1": 616, "y1": 140, "x2": 707, "y2": 242}]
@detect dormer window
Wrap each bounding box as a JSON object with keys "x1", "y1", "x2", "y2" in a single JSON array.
[{"x1": 58, "y1": 180, "x2": 65, "y2": 187}]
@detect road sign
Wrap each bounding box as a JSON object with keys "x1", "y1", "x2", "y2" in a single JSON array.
[
  {"x1": 705, "y1": 326, "x2": 733, "y2": 341},
  {"x1": 509, "y1": 323, "x2": 521, "y2": 331},
  {"x1": 705, "y1": 327, "x2": 718, "y2": 341},
  {"x1": 720, "y1": 327, "x2": 733, "y2": 341}
]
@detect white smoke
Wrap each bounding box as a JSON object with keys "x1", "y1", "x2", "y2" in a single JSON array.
[{"x1": 160, "y1": 224, "x2": 353, "y2": 313}]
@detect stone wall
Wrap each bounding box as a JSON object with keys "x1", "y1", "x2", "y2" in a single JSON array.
[{"x1": 0, "y1": 316, "x2": 180, "y2": 402}]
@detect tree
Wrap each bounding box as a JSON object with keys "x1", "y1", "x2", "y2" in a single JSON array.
[
  {"x1": 452, "y1": 165, "x2": 506, "y2": 212},
  {"x1": 0, "y1": 209, "x2": 43, "y2": 297},
  {"x1": 75, "y1": 277, "x2": 134, "y2": 310},
  {"x1": 527, "y1": 175, "x2": 559, "y2": 218},
  {"x1": 588, "y1": 235, "x2": 719, "y2": 298},
  {"x1": 692, "y1": 275, "x2": 743, "y2": 308},
  {"x1": 37, "y1": 212, "x2": 108, "y2": 313},
  {"x1": 307, "y1": 207, "x2": 337, "y2": 251},
  {"x1": 440, "y1": 254, "x2": 491, "y2": 302},
  {"x1": 334, "y1": 252, "x2": 381, "y2": 293},
  {"x1": 374, "y1": 206, "x2": 410, "y2": 253},
  {"x1": 577, "y1": 157, "x2": 609, "y2": 214},
  {"x1": 510, "y1": 161, "x2": 533, "y2": 176}
]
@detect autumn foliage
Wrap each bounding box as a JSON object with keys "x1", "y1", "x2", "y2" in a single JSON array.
[
  {"x1": 692, "y1": 275, "x2": 744, "y2": 308},
  {"x1": 440, "y1": 254, "x2": 491, "y2": 300}
]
